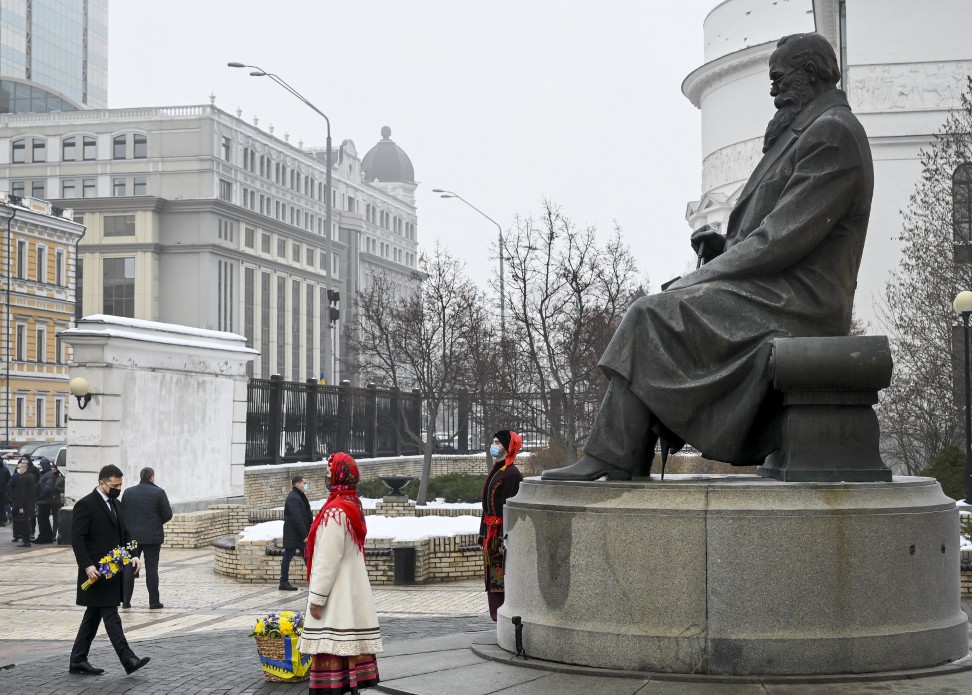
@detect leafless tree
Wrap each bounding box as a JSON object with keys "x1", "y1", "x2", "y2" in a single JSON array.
[
  {"x1": 500, "y1": 200, "x2": 641, "y2": 461},
  {"x1": 878, "y1": 76, "x2": 972, "y2": 474},
  {"x1": 350, "y1": 244, "x2": 492, "y2": 503}
]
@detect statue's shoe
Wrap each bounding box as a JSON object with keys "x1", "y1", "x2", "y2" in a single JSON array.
[{"x1": 541, "y1": 455, "x2": 632, "y2": 481}]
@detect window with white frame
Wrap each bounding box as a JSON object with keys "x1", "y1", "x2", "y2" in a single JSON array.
[
  {"x1": 36, "y1": 245, "x2": 47, "y2": 283},
  {"x1": 16, "y1": 239, "x2": 27, "y2": 277},
  {"x1": 55, "y1": 248, "x2": 66, "y2": 285},
  {"x1": 55, "y1": 398, "x2": 65, "y2": 427},
  {"x1": 15, "y1": 397, "x2": 25, "y2": 428},
  {"x1": 15, "y1": 324, "x2": 27, "y2": 360},
  {"x1": 35, "y1": 397, "x2": 45, "y2": 427},
  {"x1": 36, "y1": 326, "x2": 46, "y2": 362}
]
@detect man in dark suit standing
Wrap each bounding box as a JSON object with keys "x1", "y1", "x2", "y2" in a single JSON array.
[
  {"x1": 279, "y1": 474, "x2": 312, "y2": 591},
  {"x1": 121, "y1": 466, "x2": 173, "y2": 609},
  {"x1": 69, "y1": 464, "x2": 150, "y2": 676}
]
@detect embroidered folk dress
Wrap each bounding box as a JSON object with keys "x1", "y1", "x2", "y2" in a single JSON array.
[
  {"x1": 480, "y1": 462, "x2": 523, "y2": 596},
  {"x1": 299, "y1": 508, "x2": 382, "y2": 657}
]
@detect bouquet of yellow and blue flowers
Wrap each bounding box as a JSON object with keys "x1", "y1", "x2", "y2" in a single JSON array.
[
  {"x1": 81, "y1": 540, "x2": 138, "y2": 590},
  {"x1": 251, "y1": 611, "x2": 310, "y2": 682},
  {"x1": 250, "y1": 610, "x2": 304, "y2": 638}
]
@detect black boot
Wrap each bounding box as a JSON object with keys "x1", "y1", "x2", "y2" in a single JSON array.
[{"x1": 542, "y1": 454, "x2": 632, "y2": 481}]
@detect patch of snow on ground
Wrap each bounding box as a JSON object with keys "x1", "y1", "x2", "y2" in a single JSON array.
[
  {"x1": 366, "y1": 514, "x2": 480, "y2": 541},
  {"x1": 239, "y1": 514, "x2": 480, "y2": 543},
  {"x1": 239, "y1": 520, "x2": 283, "y2": 542}
]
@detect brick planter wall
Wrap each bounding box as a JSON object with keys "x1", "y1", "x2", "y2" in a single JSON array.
[
  {"x1": 163, "y1": 504, "x2": 249, "y2": 549},
  {"x1": 213, "y1": 532, "x2": 481, "y2": 586}
]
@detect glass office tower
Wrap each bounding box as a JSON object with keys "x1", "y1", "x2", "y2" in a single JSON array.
[{"x1": 0, "y1": 0, "x2": 108, "y2": 113}]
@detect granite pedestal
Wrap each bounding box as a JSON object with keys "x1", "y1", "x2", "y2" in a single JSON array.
[{"x1": 497, "y1": 475, "x2": 969, "y2": 676}]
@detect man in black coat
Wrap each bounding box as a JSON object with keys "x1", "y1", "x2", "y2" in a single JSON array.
[
  {"x1": 35, "y1": 458, "x2": 56, "y2": 544},
  {"x1": 69, "y1": 464, "x2": 150, "y2": 676},
  {"x1": 279, "y1": 474, "x2": 312, "y2": 591},
  {"x1": 0, "y1": 459, "x2": 10, "y2": 526},
  {"x1": 12, "y1": 458, "x2": 37, "y2": 547},
  {"x1": 121, "y1": 466, "x2": 173, "y2": 609}
]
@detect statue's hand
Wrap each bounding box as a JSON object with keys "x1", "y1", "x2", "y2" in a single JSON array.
[{"x1": 690, "y1": 225, "x2": 726, "y2": 263}]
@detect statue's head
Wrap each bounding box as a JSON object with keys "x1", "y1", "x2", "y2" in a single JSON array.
[
  {"x1": 770, "y1": 33, "x2": 841, "y2": 102},
  {"x1": 763, "y1": 32, "x2": 841, "y2": 152}
]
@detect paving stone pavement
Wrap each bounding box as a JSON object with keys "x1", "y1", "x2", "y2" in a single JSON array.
[{"x1": 2, "y1": 522, "x2": 970, "y2": 694}]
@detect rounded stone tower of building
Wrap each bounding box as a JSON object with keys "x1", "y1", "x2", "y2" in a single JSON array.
[{"x1": 362, "y1": 126, "x2": 416, "y2": 205}]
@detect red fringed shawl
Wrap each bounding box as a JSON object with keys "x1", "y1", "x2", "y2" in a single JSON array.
[{"x1": 305, "y1": 452, "x2": 367, "y2": 581}]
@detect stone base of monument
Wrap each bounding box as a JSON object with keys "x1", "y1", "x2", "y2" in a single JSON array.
[{"x1": 496, "y1": 475, "x2": 969, "y2": 676}]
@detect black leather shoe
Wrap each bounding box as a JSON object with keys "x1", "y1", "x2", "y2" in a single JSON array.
[
  {"x1": 123, "y1": 655, "x2": 150, "y2": 675},
  {"x1": 541, "y1": 455, "x2": 632, "y2": 481},
  {"x1": 278, "y1": 582, "x2": 298, "y2": 591},
  {"x1": 149, "y1": 603, "x2": 164, "y2": 609},
  {"x1": 122, "y1": 602, "x2": 131, "y2": 609},
  {"x1": 69, "y1": 660, "x2": 104, "y2": 675}
]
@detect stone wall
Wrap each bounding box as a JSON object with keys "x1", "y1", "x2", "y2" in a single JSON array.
[
  {"x1": 60, "y1": 316, "x2": 256, "y2": 504},
  {"x1": 163, "y1": 504, "x2": 249, "y2": 549},
  {"x1": 243, "y1": 455, "x2": 492, "y2": 509},
  {"x1": 214, "y1": 533, "x2": 481, "y2": 586}
]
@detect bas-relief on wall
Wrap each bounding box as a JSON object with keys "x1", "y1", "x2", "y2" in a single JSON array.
[
  {"x1": 702, "y1": 137, "x2": 764, "y2": 193},
  {"x1": 848, "y1": 62, "x2": 972, "y2": 113}
]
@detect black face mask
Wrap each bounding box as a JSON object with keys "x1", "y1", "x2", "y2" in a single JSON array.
[{"x1": 105, "y1": 487, "x2": 121, "y2": 500}]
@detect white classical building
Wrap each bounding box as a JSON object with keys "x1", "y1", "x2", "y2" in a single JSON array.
[
  {"x1": 683, "y1": 0, "x2": 972, "y2": 329},
  {"x1": 0, "y1": 106, "x2": 420, "y2": 383}
]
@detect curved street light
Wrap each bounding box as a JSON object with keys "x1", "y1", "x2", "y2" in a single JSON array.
[
  {"x1": 432, "y1": 188, "x2": 506, "y2": 340},
  {"x1": 228, "y1": 62, "x2": 335, "y2": 384},
  {"x1": 953, "y1": 290, "x2": 972, "y2": 502}
]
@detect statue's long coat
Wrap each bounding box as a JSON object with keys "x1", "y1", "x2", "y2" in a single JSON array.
[{"x1": 600, "y1": 90, "x2": 873, "y2": 464}]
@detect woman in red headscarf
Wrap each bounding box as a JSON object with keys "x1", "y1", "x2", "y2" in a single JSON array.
[
  {"x1": 298, "y1": 453, "x2": 382, "y2": 694},
  {"x1": 479, "y1": 429, "x2": 523, "y2": 622}
]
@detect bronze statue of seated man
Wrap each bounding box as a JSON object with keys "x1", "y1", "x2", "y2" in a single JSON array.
[{"x1": 543, "y1": 32, "x2": 874, "y2": 482}]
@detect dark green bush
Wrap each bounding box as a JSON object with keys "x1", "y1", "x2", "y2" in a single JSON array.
[
  {"x1": 356, "y1": 473, "x2": 486, "y2": 503},
  {"x1": 425, "y1": 472, "x2": 487, "y2": 503},
  {"x1": 920, "y1": 445, "x2": 965, "y2": 501}
]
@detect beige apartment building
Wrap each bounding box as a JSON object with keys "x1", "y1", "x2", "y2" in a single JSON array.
[
  {"x1": 0, "y1": 104, "x2": 420, "y2": 383},
  {"x1": 0, "y1": 194, "x2": 84, "y2": 445}
]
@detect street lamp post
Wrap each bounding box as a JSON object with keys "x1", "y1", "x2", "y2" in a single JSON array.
[
  {"x1": 953, "y1": 290, "x2": 972, "y2": 502},
  {"x1": 432, "y1": 189, "x2": 505, "y2": 340},
  {"x1": 228, "y1": 62, "x2": 334, "y2": 384}
]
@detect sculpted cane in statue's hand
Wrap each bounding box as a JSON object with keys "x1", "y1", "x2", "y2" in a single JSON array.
[
  {"x1": 543, "y1": 32, "x2": 873, "y2": 482},
  {"x1": 690, "y1": 224, "x2": 726, "y2": 264}
]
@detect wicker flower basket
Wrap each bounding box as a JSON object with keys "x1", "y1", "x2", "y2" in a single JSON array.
[{"x1": 254, "y1": 635, "x2": 310, "y2": 682}]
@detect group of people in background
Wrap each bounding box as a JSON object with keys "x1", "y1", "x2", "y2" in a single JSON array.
[{"x1": 0, "y1": 454, "x2": 65, "y2": 547}]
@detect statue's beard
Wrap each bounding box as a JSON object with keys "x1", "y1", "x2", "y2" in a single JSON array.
[{"x1": 763, "y1": 79, "x2": 815, "y2": 152}]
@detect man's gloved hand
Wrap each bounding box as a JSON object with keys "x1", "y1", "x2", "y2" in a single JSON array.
[{"x1": 690, "y1": 225, "x2": 726, "y2": 264}]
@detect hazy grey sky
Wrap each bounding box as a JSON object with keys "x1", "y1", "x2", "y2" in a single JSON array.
[{"x1": 109, "y1": 1, "x2": 717, "y2": 293}]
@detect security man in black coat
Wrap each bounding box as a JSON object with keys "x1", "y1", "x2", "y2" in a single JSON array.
[
  {"x1": 279, "y1": 474, "x2": 312, "y2": 590},
  {"x1": 121, "y1": 466, "x2": 173, "y2": 609},
  {"x1": 69, "y1": 464, "x2": 150, "y2": 676}
]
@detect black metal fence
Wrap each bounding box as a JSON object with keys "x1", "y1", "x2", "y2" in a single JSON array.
[{"x1": 244, "y1": 376, "x2": 573, "y2": 466}]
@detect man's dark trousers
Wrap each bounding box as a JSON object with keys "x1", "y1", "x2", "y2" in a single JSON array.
[
  {"x1": 123, "y1": 544, "x2": 161, "y2": 606},
  {"x1": 70, "y1": 606, "x2": 136, "y2": 664},
  {"x1": 280, "y1": 546, "x2": 302, "y2": 585}
]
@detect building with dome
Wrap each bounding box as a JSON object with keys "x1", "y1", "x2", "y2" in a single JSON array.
[
  {"x1": 0, "y1": 105, "x2": 420, "y2": 392},
  {"x1": 683, "y1": 0, "x2": 972, "y2": 329}
]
